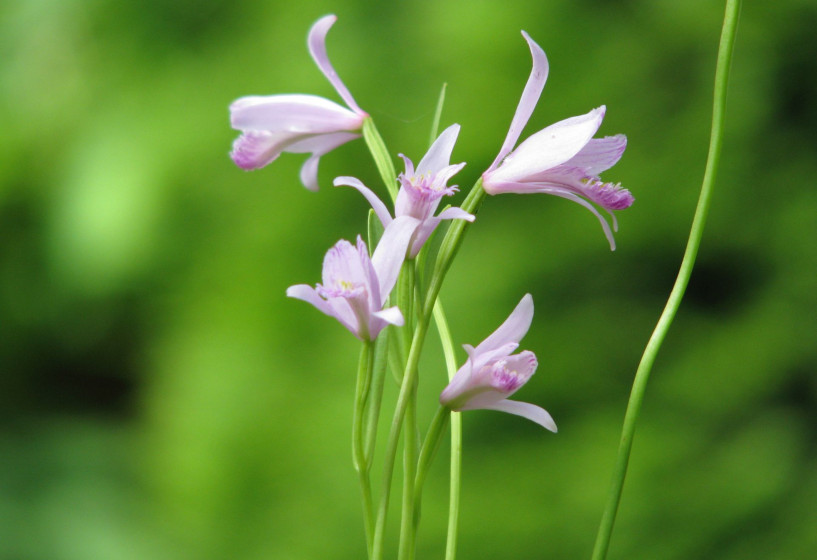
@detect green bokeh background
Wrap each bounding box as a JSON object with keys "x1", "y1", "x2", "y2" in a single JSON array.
[{"x1": 2, "y1": 0, "x2": 816, "y2": 558}]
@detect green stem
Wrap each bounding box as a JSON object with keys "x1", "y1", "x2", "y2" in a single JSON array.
[
  {"x1": 362, "y1": 117, "x2": 399, "y2": 203},
  {"x1": 413, "y1": 407, "x2": 451, "y2": 521},
  {"x1": 354, "y1": 341, "x2": 377, "y2": 558},
  {"x1": 398, "y1": 264, "x2": 419, "y2": 560},
  {"x1": 432, "y1": 300, "x2": 463, "y2": 560},
  {"x1": 365, "y1": 330, "x2": 390, "y2": 463},
  {"x1": 590, "y1": 2, "x2": 741, "y2": 559},
  {"x1": 372, "y1": 180, "x2": 485, "y2": 560}
]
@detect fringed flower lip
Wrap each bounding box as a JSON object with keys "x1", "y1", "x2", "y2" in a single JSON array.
[
  {"x1": 481, "y1": 31, "x2": 633, "y2": 250},
  {"x1": 334, "y1": 124, "x2": 474, "y2": 258},
  {"x1": 229, "y1": 15, "x2": 367, "y2": 191},
  {"x1": 440, "y1": 294, "x2": 557, "y2": 432}
]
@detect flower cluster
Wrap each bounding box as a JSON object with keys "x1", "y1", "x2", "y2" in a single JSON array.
[{"x1": 228, "y1": 16, "x2": 633, "y2": 432}]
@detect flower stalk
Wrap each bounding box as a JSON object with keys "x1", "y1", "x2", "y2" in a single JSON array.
[{"x1": 590, "y1": 1, "x2": 742, "y2": 558}]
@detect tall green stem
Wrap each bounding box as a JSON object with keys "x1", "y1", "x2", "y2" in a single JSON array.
[
  {"x1": 590, "y1": 1, "x2": 741, "y2": 558},
  {"x1": 432, "y1": 300, "x2": 463, "y2": 560},
  {"x1": 354, "y1": 341, "x2": 377, "y2": 557},
  {"x1": 371, "y1": 181, "x2": 486, "y2": 560}
]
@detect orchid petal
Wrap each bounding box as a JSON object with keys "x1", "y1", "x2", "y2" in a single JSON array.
[
  {"x1": 490, "y1": 107, "x2": 606, "y2": 184},
  {"x1": 488, "y1": 31, "x2": 549, "y2": 171},
  {"x1": 473, "y1": 294, "x2": 534, "y2": 356},
  {"x1": 286, "y1": 284, "x2": 360, "y2": 335},
  {"x1": 416, "y1": 124, "x2": 461, "y2": 176},
  {"x1": 435, "y1": 207, "x2": 475, "y2": 222},
  {"x1": 563, "y1": 134, "x2": 627, "y2": 175},
  {"x1": 308, "y1": 15, "x2": 365, "y2": 115},
  {"x1": 371, "y1": 216, "x2": 420, "y2": 304},
  {"x1": 334, "y1": 176, "x2": 394, "y2": 227},
  {"x1": 230, "y1": 131, "x2": 290, "y2": 170},
  {"x1": 293, "y1": 133, "x2": 361, "y2": 191},
  {"x1": 481, "y1": 400, "x2": 557, "y2": 432},
  {"x1": 372, "y1": 306, "x2": 405, "y2": 327},
  {"x1": 231, "y1": 94, "x2": 363, "y2": 133}
]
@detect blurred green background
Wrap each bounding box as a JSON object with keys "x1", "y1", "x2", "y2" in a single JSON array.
[{"x1": 2, "y1": 0, "x2": 816, "y2": 558}]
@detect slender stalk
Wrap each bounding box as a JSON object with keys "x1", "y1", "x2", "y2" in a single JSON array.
[
  {"x1": 432, "y1": 300, "x2": 463, "y2": 560},
  {"x1": 398, "y1": 264, "x2": 419, "y2": 560},
  {"x1": 413, "y1": 406, "x2": 451, "y2": 519},
  {"x1": 354, "y1": 341, "x2": 377, "y2": 557},
  {"x1": 590, "y1": 2, "x2": 742, "y2": 558},
  {"x1": 365, "y1": 330, "x2": 390, "y2": 463},
  {"x1": 372, "y1": 179, "x2": 485, "y2": 560}
]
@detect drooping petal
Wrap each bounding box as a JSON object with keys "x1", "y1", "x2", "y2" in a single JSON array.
[
  {"x1": 416, "y1": 124, "x2": 461, "y2": 177},
  {"x1": 333, "y1": 176, "x2": 394, "y2": 227},
  {"x1": 286, "y1": 284, "x2": 360, "y2": 336},
  {"x1": 308, "y1": 15, "x2": 366, "y2": 115},
  {"x1": 230, "y1": 94, "x2": 363, "y2": 133},
  {"x1": 371, "y1": 216, "x2": 421, "y2": 305},
  {"x1": 481, "y1": 400, "x2": 557, "y2": 432},
  {"x1": 230, "y1": 131, "x2": 293, "y2": 170},
  {"x1": 488, "y1": 31, "x2": 549, "y2": 171},
  {"x1": 292, "y1": 132, "x2": 361, "y2": 191},
  {"x1": 473, "y1": 294, "x2": 534, "y2": 356},
  {"x1": 487, "y1": 107, "x2": 606, "y2": 186}
]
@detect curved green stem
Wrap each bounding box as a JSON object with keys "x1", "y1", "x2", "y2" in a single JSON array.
[
  {"x1": 590, "y1": 2, "x2": 742, "y2": 558},
  {"x1": 413, "y1": 407, "x2": 451, "y2": 519}
]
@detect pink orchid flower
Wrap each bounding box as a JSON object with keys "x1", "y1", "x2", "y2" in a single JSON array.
[
  {"x1": 482, "y1": 32, "x2": 633, "y2": 250},
  {"x1": 230, "y1": 15, "x2": 367, "y2": 191},
  {"x1": 286, "y1": 216, "x2": 419, "y2": 341},
  {"x1": 334, "y1": 124, "x2": 474, "y2": 258},
  {"x1": 440, "y1": 294, "x2": 557, "y2": 431}
]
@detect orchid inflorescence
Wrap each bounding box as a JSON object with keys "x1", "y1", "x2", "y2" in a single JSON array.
[{"x1": 229, "y1": 14, "x2": 632, "y2": 560}]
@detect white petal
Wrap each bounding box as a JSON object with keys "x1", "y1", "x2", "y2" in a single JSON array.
[
  {"x1": 563, "y1": 134, "x2": 627, "y2": 175},
  {"x1": 473, "y1": 294, "x2": 534, "y2": 356},
  {"x1": 308, "y1": 15, "x2": 366, "y2": 115},
  {"x1": 491, "y1": 107, "x2": 606, "y2": 184},
  {"x1": 488, "y1": 31, "x2": 549, "y2": 171},
  {"x1": 334, "y1": 176, "x2": 393, "y2": 227},
  {"x1": 230, "y1": 94, "x2": 362, "y2": 133},
  {"x1": 416, "y1": 124, "x2": 460, "y2": 176},
  {"x1": 371, "y1": 216, "x2": 420, "y2": 304},
  {"x1": 482, "y1": 399, "x2": 557, "y2": 432}
]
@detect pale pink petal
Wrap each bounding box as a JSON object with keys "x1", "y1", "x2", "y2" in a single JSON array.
[
  {"x1": 333, "y1": 176, "x2": 394, "y2": 227},
  {"x1": 372, "y1": 306, "x2": 405, "y2": 327},
  {"x1": 435, "y1": 207, "x2": 475, "y2": 222},
  {"x1": 293, "y1": 133, "x2": 360, "y2": 191},
  {"x1": 488, "y1": 31, "x2": 549, "y2": 171},
  {"x1": 286, "y1": 284, "x2": 360, "y2": 336},
  {"x1": 230, "y1": 131, "x2": 293, "y2": 170},
  {"x1": 482, "y1": 399, "x2": 557, "y2": 432},
  {"x1": 563, "y1": 134, "x2": 627, "y2": 175},
  {"x1": 489, "y1": 107, "x2": 606, "y2": 185},
  {"x1": 473, "y1": 294, "x2": 534, "y2": 356},
  {"x1": 416, "y1": 124, "x2": 461, "y2": 176},
  {"x1": 230, "y1": 94, "x2": 363, "y2": 133},
  {"x1": 308, "y1": 15, "x2": 365, "y2": 115},
  {"x1": 371, "y1": 216, "x2": 421, "y2": 304}
]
